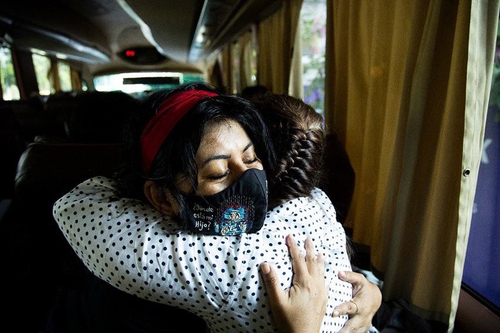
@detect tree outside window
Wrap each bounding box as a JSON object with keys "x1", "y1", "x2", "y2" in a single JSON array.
[
  {"x1": 32, "y1": 53, "x2": 53, "y2": 95},
  {"x1": 0, "y1": 47, "x2": 20, "y2": 100},
  {"x1": 300, "y1": 0, "x2": 326, "y2": 114},
  {"x1": 58, "y1": 62, "x2": 72, "y2": 92}
]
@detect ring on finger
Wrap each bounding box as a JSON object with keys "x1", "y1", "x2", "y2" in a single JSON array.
[{"x1": 349, "y1": 299, "x2": 359, "y2": 314}]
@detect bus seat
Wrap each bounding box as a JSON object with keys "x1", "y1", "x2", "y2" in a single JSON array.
[
  {"x1": 0, "y1": 106, "x2": 24, "y2": 198},
  {"x1": 42, "y1": 92, "x2": 80, "y2": 140},
  {"x1": 0, "y1": 142, "x2": 122, "y2": 332},
  {"x1": 0, "y1": 97, "x2": 44, "y2": 144},
  {"x1": 67, "y1": 91, "x2": 138, "y2": 143},
  {"x1": 3, "y1": 141, "x2": 207, "y2": 332},
  {"x1": 2, "y1": 91, "x2": 137, "y2": 148},
  {"x1": 14, "y1": 142, "x2": 122, "y2": 198}
]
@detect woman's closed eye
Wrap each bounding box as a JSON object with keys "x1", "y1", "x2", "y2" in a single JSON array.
[
  {"x1": 207, "y1": 170, "x2": 230, "y2": 180},
  {"x1": 244, "y1": 157, "x2": 259, "y2": 165}
]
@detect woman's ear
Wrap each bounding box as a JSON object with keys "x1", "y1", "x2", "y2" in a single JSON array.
[{"x1": 143, "y1": 181, "x2": 179, "y2": 215}]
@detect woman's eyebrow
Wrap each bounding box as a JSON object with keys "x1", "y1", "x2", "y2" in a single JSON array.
[
  {"x1": 201, "y1": 154, "x2": 231, "y2": 167},
  {"x1": 201, "y1": 142, "x2": 253, "y2": 167},
  {"x1": 243, "y1": 141, "x2": 253, "y2": 152}
]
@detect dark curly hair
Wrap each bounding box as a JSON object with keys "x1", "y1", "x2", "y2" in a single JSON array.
[{"x1": 251, "y1": 94, "x2": 325, "y2": 208}]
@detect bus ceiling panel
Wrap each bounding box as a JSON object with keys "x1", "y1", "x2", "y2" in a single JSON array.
[
  {"x1": 0, "y1": 0, "x2": 113, "y2": 58},
  {"x1": 123, "y1": 0, "x2": 281, "y2": 63},
  {"x1": 0, "y1": 0, "x2": 283, "y2": 67},
  {"x1": 64, "y1": 0, "x2": 154, "y2": 55},
  {"x1": 122, "y1": 0, "x2": 204, "y2": 63},
  {"x1": 88, "y1": 57, "x2": 205, "y2": 78},
  {"x1": 0, "y1": 17, "x2": 109, "y2": 64},
  {"x1": 191, "y1": 0, "x2": 282, "y2": 62}
]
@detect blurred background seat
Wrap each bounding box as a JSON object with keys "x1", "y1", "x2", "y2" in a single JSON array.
[{"x1": 0, "y1": 142, "x2": 123, "y2": 332}]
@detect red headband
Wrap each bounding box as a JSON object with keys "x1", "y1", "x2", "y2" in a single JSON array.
[{"x1": 140, "y1": 90, "x2": 218, "y2": 173}]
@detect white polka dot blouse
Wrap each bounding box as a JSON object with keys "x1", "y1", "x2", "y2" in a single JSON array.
[{"x1": 53, "y1": 176, "x2": 353, "y2": 332}]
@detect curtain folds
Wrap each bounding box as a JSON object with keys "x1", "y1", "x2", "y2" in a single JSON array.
[
  {"x1": 206, "y1": 56, "x2": 224, "y2": 91},
  {"x1": 324, "y1": 0, "x2": 499, "y2": 329},
  {"x1": 257, "y1": 0, "x2": 304, "y2": 94},
  {"x1": 237, "y1": 30, "x2": 254, "y2": 92},
  {"x1": 450, "y1": 0, "x2": 499, "y2": 329},
  {"x1": 289, "y1": 17, "x2": 304, "y2": 99},
  {"x1": 221, "y1": 44, "x2": 235, "y2": 94},
  {"x1": 70, "y1": 68, "x2": 82, "y2": 91},
  {"x1": 48, "y1": 59, "x2": 61, "y2": 92}
]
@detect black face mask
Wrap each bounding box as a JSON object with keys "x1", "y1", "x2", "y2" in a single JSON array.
[{"x1": 184, "y1": 169, "x2": 268, "y2": 235}]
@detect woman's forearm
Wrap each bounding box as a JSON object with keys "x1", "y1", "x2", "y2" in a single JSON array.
[
  {"x1": 54, "y1": 179, "x2": 353, "y2": 331},
  {"x1": 53, "y1": 176, "x2": 228, "y2": 315}
]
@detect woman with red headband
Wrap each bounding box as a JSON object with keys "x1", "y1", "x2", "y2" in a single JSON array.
[{"x1": 52, "y1": 84, "x2": 380, "y2": 332}]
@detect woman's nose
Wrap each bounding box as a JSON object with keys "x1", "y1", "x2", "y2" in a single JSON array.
[{"x1": 229, "y1": 161, "x2": 251, "y2": 182}]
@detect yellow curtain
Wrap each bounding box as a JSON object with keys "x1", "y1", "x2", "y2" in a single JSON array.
[
  {"x1": 289, "y1": 16, "x2": 303, "y2": 99},
  {"x1": 257, "y1": 0, "x2": 304, "y2": 94},
  {"x1": 205, "y1": 55, "x2": 224, "y2": 91},
  {"x1": 70, "y1": 68, "x2": 82, "y2": 91},
  {"x1": 48, "y1": 59, "x2": 61, "y2": 92},
  {"x1": 221, "y1": 44, "x2": 235, "y2": 94},
  {"x1": 237, "y1": 30, "x2": 255, "y2": 92},
  {"x1": 324, "y1": 0, "x2": 499, "y2": 329},
  {"x1": 450, "y1": 1, "x2": 499, "y2": 329}
]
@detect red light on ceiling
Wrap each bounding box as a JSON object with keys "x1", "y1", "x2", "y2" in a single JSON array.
[{"x1": 125, "y1": 50, "x2": 136, "y2": 57}]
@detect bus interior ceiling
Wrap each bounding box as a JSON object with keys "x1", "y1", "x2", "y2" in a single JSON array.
[
  {"x1": 0, "y1": 0, "x2": 280, "y2": 84},
  {"x1": 0, "y1": 0, "x2": 282, "y2": 196},
  {"x1": 0, "y1": 1, "x2": 283, "y2": 331}
]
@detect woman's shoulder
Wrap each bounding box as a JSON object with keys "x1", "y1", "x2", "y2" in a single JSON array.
[
  {"x1": 57, "y1": 176, "x2": 118, "y2": 198},
  {"x1": 310, "y1": 187, "x2": 337, "y2": 215},
  {"x1": 265, "y1": 188, "x2": 339, "y2": 230},
  {"x1": 75, "y1": 176, "x2": 119, "y2": 192},
  {"x1": 53, "y1": 176, "x2": 149, "y2": 219},
  {"x1": 310, "y1": 187, "x2": 331, "y2": 201},
  {"x1": 268, "y1": 188, "x2": 335, "y2": 213}
]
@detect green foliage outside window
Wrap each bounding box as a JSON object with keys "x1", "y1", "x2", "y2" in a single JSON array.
[
  {"x1": 301, "y1": 0, "x2": 326, "y2": 114},
  {"x1": 0, "y1": 47, "x2": 20, "y2": 100},
  {"x1": 32, "y1": 53, "x2": 53, "y2": 95},
  {"x1": 58, "y1": 62, "x2": 72, "y2": 92}
]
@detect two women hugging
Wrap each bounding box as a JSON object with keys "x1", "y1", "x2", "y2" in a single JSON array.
[{"x1": 53, "y1": 83, "x2": 381, "y2": 332}]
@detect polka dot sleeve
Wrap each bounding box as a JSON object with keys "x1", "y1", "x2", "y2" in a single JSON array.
[
  {"x1": 53, "y1": 176, "x2": 229, "y2": 318},
  {"x1": 53, "y1": 177, "x2": 353, "y2": 332}
]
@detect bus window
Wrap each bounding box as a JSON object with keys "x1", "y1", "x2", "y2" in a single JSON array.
[
  {"x1": 462, "y1": 35, "x2": 500, "y2": 312},
  {"x1": 94, "y1": 72, "x2": 204, "y2": 95},
  {"x1": 0, "y1": 47, "x2": 20, "y2": 100},
  {"x1": 57, "y1": 62, "x2": 72, "y2": 92},
  {"x1": 236, "y1": 30, "x2": 258, "y2": 92},
  {"x1": 183, "y1": 73, "x2": 206, "y2": 85},
  {"x1": 32, "y1": 53, "x2": 53, "y2": 95},
  {"x1": 81, "y1": 79, "x2": 88, "y2": 91},
  {"x1": 233, "y1": 41, "x2": 241, "y2": 94},
  {"x1": 251, "y1": 46, "x2": 257, "y2": 85},
  {"x1": 300, "y1": 0, "x2": 326, "y2": 114}
]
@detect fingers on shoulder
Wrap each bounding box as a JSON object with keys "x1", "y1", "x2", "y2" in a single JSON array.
[
  {"x1": 286, "y1": 235, "x2": 308, "y2": 276},
  {"x1": 315, "y1": 252, "x2": 325, "y2": 276},
  {"x1": 305, "y1": 237, "x2": 316, "y2": 261},
  {"x1": 338, "y1": 271, "x2": 366, "y2": 285},
  {"x1": 260, "y1": 262, "x2": 284, "y2": 303}
]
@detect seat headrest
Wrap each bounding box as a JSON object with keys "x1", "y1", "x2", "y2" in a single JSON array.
[
  {"x1": 15, "y1": 143, "x2": 123, "y2": 202},
  {"x1": 68, "y1": 92, "x2": 139, "y2": 143}
]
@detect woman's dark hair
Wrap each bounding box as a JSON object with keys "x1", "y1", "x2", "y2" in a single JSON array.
[
  {"x1": 116, "y1": 83, "x2": 275, "y2": 229},
  {"x1": 251, "y1": 94, "x2": 325, "y2": 208}
]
